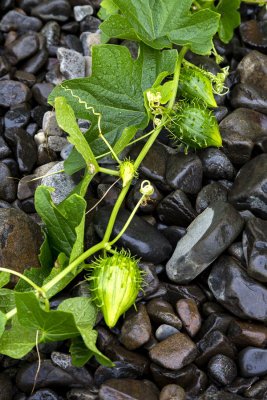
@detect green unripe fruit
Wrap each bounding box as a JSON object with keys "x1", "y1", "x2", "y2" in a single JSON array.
[
  {"x1": 86, "y1": 252, "x2": 144, "y2": 328},
  {"x1": 119, "y1": 160, "x2": 136, "y2": 187}
]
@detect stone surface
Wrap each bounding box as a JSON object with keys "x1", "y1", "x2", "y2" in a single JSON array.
[
  {"x1": 228, "y1": 319, "x2": 267, "y2": 348},
  {"x1": 57, "y1": 47, "x2": 85, "y2": 79},
  {"x1": 165, "y1": 152, "x2": 202, "y2": 194},
  {"x1": 32, "y1": 83, "x2": 54, "y2": 105},
  {"x1": 94, "y1": 361, "x2": 142, "y2": 387},
  {"x1": 0, "y1": 162, "x2": 16, "y2": 202},
  {"x1": 80, "y1": 31, "x2": 101, "y2": 56},
  {"x1": 126, "y1": 180, "x2": 163, "y2": 214},
  {"x1": 149, "y1": 333, "x2": 197, "y2": 370},
  {"x1": 51, "y1": 352, "x2": 93, "y2": 387},
  {"x1": 155, "y1": 325, "x2": 180, "y2": 341},
  {"x1": 157, "y1": 189, "x2": 197, "y2": 227},
  {"x1": 176, "y1": 299, "x2": 201, "y2": 337},
  {"x1": 4, "y1": 108, "x2": 30, "y2": 129},
  {"x1": 159, "y1": 384, "x2": 186, "y2": 400},
  {"x1": 119, "y1": 304, "x2": 151, "y2": 350},
  {"x1": 0, "y1": 80, "x2": 31, "y2": 107},
  {"x1": 99, "y1": 379, "x2": 159, "y2": 400},
  {"x1": 166, "y1": 201, "x2": 244, "y2": 284},
  {"x1": 31, "y1": 0, "x2": 71, "y2": 22},
  {"x1": 208, "y1": 256, "x2": 267, "y2": 322},
  {"x1": 208, "y1": 354, "x2": 237, "y2": 386},
  {"x1": 0, "y1": 208, "x2": 43, "y2": 286},
  {"x1": 199, "y1": 148, "x2": 235, "y2": 181},
  {"x1": 239, "y1": 20, "x2": 267, "y2": 51},
  {"x1": 196, "y1": 182, "x2": 228, "y2": 214},
  {"x1": 0, "y1": 10, "x2": 42, "y2": 32},
  {"x1": 94, "y1": 205, "x2": 172, "y2": 263},
  {"x1": 73, "y1": 5, "x2": 93, "y2": 21},
  {"x1": 230, "y1": 83, "x2": 267, "y2": 115},
  {"x1": 147, "y1": 299, "x2": 182, "y2": 329},
  {"x1": 237, "y1": 51, "x2": 267, "y2": 92},
  {"x1": 198, "y1": 313, "x2": 233, "y2": 338},
  {"x1": 5, "y1": 33, "x2": 39, "y2": 65},
  {"x1": 243, "y1": 217, "x2": 267, "y2": 282},
  {"x1": 28, "y1": 389, "x2": 59, "y2": 400},
  {"x1": 42, "y1": 111, "x2": 62, "y2": 136},
  {"x1": 238, "y1": 347, "x2": 267, "y2": 378}
]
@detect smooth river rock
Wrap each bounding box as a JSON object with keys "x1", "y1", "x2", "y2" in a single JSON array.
[
  {"x1": 208, "y1": 256, "x2": 267, "y2": 322},
  {"x1": 94, "y1": 205, "x2": 172, "y2": 263},
  {"x1": 166, "y1": 201, "x2": 244, "y2": 284}
]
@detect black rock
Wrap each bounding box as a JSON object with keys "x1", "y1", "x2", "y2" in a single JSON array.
[
  {"x1": 94, "y1": 361, "x2": 142, "y2": 387},
  {"x1": 0, "y1": 162, "x2": 16, "y2": 202},
  {"x1": 31, "y1": 0, "x2": 71, "y2": 22},
  {"x1": 0, "y1": 10, "x2": 42, "y2": 33},
  {"x1": 119, "y1": 304, "x2": 151, "y2": 350},
  {"x1": 28, "y1": 389, "x2": 59, "y2": 400},
  {"x1": 198, "y1": 313, "x2": 233, "y2": 339},
  {"x1": 66, "y1": 388, "x2": 98, "y2": 400},
  {"x1": 4, "y1": 108, "x2": 30, "y2": 129},
  {"x1": 208, "y1": 256, "x2": 267, "y2": 322},
  {"x1": 137, "y1": 262, "x2": 159, "y2": 300},
  {"x1": 0, "y1": 136, "x2": 11, "y2": 158},
  {"x1": 227, "y1": 376, "x2": 259, "y2": 395},
  {"x1": 94, "y1": 205, "x2": 172, "y2": 263},
  {"x1": 196, "y1": 183, "x2": 228, "y2": 214},
  {"x1": 227, "y1": 242, "x2": 246, "y2": 265},
  {"x1": 23, "y1": 49, "x2": 49, "y2": 74},
  {"x1": 243, "y1": 377, "x2": 267, "y2": 398},
  {"x1": 229, "y1": 154, "x2": 267, "y2": 219},
  {"x1": 80, "y1": 16, "x2": 101, "y2": 33},
  {"x1": 5, "y1": 33, "x2": 39, "y2": 65},
  {"x1": 165, "y1": 152, "x2": 203, "y2": 194},
  {"x1": 243, "y1": 217, "x2": 267, "y2": 282},
  {"x1": 157, "y1": 189, "x2": 197, "y2": 227},
  {"x1": 99, "y1": 379, "x2": 159, "y2": 400},
  {"x1": 32, "y1": 83, "x2": 54, "y2": 105},
  {"x1": 0, "y1": 55, "x2": 11, "y2": 77},
  {"x1": 51, "y1": 352, "x2": 93, "y2": 387},
  {"x1": 231, "y1": 83, "x2": 267, "y2": 115},
  {"x1": 199, "y1": 390, "x2": 246, "y2": 400},
  {"x1": 166, "y1": 202, "x2": 244, "y2": 284},
  {"x1": 238, "y1": 347, "x2": 267, "y2": 377},
  {"x1": 0, "y1": 80, "x2": 31, "y2": 107},
  {"x1": 126, "y1": 179, "x2": 163, "y2": 214},
  {"x1": 31, "y1": 105, "x2": 51, "y2": 127},
  {"x1": 146, "y1": 299, "x2": 182, "y2": 330},
  {"x1": 208, "y1": 354, "x2": 237, "y2": 385},
  {"x1": 198, "y1": 148, "x2": 235, "y2": 181},
  {"x1": 213, "y1": 106, "x2": 228, "y2": 123},
  {"x1": 239, "y1": 20, "x2": 267, "y2": 51},
  {"x1": 0, "y1": 373, "x2": 12, "y2": 400}
]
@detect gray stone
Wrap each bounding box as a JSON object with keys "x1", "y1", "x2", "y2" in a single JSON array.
[
  {"x1": 155, "y1": 325, "x2": 180, "y2": 341},
  {"x1": 166, "y1": 202, "x2": 244, "y2": 284},
  {"x1": 80, "y1": 31, "x2": 101, "y2": 56},
  {"x1": 239, "y1": 347, "x2": 267, "y2": 378},
  {"x1": 43, "y1": 111, "x2": 62, "y2": 136},
  {"x1": 0, "y1": 80, "x2": 31, "y2": 107},
  {"x1": 47, "y1": 136, "x2": 69, "y2": 152},
  {"x1": 31, "y1": 0, "x2": 71, "y2": 22},
  {"x1": 57, "y1": 47, "x2": 85, "y2": 79},
  {"x1": 74, "y1": 5, "x2": 94, "y2": 21},
  {"x1": 236, "y1": 50, "x2": 267, "y2": 92},
  {"x1": 41, "y1": 21, "x2": 61, "y2": 48},
  {"x1": 0, "y1": 10, "x2": 42, "y2": 32},
  {"x1": 208, "y1": 256, "x2": 267, "y2": 322},
  {"x1": 60, "y1": 143, "x2": 74, "y2": 160},
  {"x1": 208, "y1": 354, "x2": 237, "y2": 385}
]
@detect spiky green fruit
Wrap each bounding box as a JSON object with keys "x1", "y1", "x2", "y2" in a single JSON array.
[
  {"x1": 167, "y1": 102, "x2": 222, "y2": 150},
  {"x1": 86, "y1": 252, "x2": 144, "y2": 328},
  {"x1": 119, "y1": 160, "x2": 136, "y2": 187}
]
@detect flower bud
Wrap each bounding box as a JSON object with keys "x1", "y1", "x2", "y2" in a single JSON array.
[
  {"x1": 86, "y1": 252, "x2": 144, "y2": 327},
  {"x1": 119, "y1": 160, "x2": 136, "y2": 187}
]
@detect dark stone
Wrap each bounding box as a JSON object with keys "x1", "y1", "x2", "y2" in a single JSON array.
[
  {"x1": 213, "y1": 106, "x2": 228, "y2": 123},
  {"x1": 137, "y1": 262, "x2": 159, "y2": 300},
  {"x1": 0, "y1": 200, "x2": 12, "y2": 208},
  {"x1": 94, "y1": 205, "x2": 172, "y2": 263},
  {"x1": 0, "y1": 373, "x2": 12, "y2": 400},
  {"x1": 150, "y1": 362, "x2": 208, "y2": 397},
  {"x1": 94, "y1": 361, "x2": 142, "y2": 387},
  {"x1": 5, "y1": 33, "x2": 39, "y2": 65},
  {"x1": 0, "y1": 136, "x2": 11, "y2": 158},
  {"x1": 208, "y1": 354, "x2": 237, "y2": 385},
  {"x1": 0, "y1": 56, "x2": 11, "y2": 77},
  {"x1": 0, "y1": 80, "x2": 31, "y2": 107},
  {"x1": 149, "y1": 333, "x2": 197, "y2": 370},
  {"x1": 147, "y1": 299, "x2": 182, "y2": 329},
  {"x1": 99, "y1": 379, "x2": 159, "y2": 400},
  {"x1": 196, "y1": 183, "x2": 228, "y2": 214},
  {"x1": 28, "y1": 389, "x2": 59, "y2": 400},
  {"x1": 4, "y1": 127, "x2": 37, "y2": 173},
  {"x1": 199, "y1": 390, "x2": 246, "y2": 400},
  {"x1": 0, "y1": 162, "x2": 16, "y2": 202},
  {"x1": 51, "y1": 352, "x2": 93, "y2": 387},
  {"x1": 31, "y1": 105, "x2": 51, "y2": 127},
  {"x1": 230, "y1": 83, "x2": 267, "y2": 115},
  {"x1": 198, "y1": 148, "x2": 235, "y2": 181},
  {"x1": 26, "y1": 122, "x2": 38, "y2": 137},
  {"x1": 0, "y1": 208, "x2": 43, "y2": 286},
  {"x1": 237, "y1": 51, "x2": 267, "y2": 92},
  {"x1": 0, "y1": 10, "x2": 42, "y2": 33},
  {"x1": 239, "y1": 20, "x2": 267, "y2": 51},
  {"x1": 23, "y1": 49, "x2": 49, "y2": 74},
  {"x1": 228, "y1": 319, "x2": 267, "y2": 348},
  {"x1": 165, "y1": 283, "x2": 206, "y2": 308},
  {"x1": 243, "y1": 377, "x2": 267, "y2": 398},
  {"x1": 32, "y1": 83, "x2": 54, "y2": 105},
  {"x1": 243, "y1": 217, "x2": 267, "y2": 282},
  {"x1": 14, "y1": 70, "x2": 36, "y2": 87},
  {"x1": 238, "y1": 347, "x2": 267, "y2": 378},
  {"x1": 119, "y1": 304, "x2": 151, "y2": 350},
  {"x1": 208, "y1": 256, "x2": 267, "y2": 322},
  {"x1": 80, "y1": 16, "x2": 101, "y2": 33},
  {"x1": 65, "y1": 35, "x2": 83, "y2": 53},
  {"x1": 198, "y1": 313, "x2": 233, "y2": 339},
  {"x1": 165, "y1": 152, "x2": 203, "y2": 194},
  {"x1": 176, "y1": 299, "x2": 201, "y2": 337},
  {"x1": 158, "y1": 225, "x2": 186, "y2": 249},
  {"x1": 202, "y1": 302, "x2": 225, "y2": 317},
  {"x1": 31, "y1": 0, "x2": 71, "y2": 22},
  {"x1": 227, "y1": 376, "x2": 259, "y2": 395},
  {"x1": 62, "y1": 21, "x2": 79, "y2": 34},
  {"x1": 1, "y1": 158, "x2": 19, "y2": 178},
  {"x1": 41, "y1": 21, "x2": 60, "y2": 48},
  {"x1": 104, "y1": 343, "x2": 149, "y2": 375},
  {"x1": 4, "y1": 108, "x2": 30, "y2": 129},
  {"x1": 166, "y1": 202, "x2": 244, "y2": 284},
  {"x1": 195, "y1": 330, "x2": 237, "y2": 367},
  {"x1": 66, "y1": 388, "x2": 97, "y2": 400},
  {"x1": 96, "y1": 183, "x2": 121, "y2": 207},
  {"x1": 155, "y1": 324, "x2": 180, "y2": 341},
  {"x1": 126, "y1": 180, "x2": 163, "y2": 214},
  {"x1": 157, "y1": 189, "x2": 197, "y2": 227},
  {"x1": 227, "y1": 241, "x2": 246, "y2": 265}
]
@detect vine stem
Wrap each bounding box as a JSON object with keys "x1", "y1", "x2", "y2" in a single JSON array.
[{"x1": 4, "y1": 46, "x2": 188, "y2": 321}]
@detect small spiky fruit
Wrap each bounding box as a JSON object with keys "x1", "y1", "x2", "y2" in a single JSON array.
[
  {"x1": 119, "y1": 160, "x2": 136, "y2": 187},
  {"x1": 86, "y1": 252, "x2": 144, "y2": 328}
]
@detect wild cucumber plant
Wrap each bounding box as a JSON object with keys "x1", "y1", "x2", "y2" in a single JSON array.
[{"x1": 0, "y1": 0, "x2": 264, "y2": 367}]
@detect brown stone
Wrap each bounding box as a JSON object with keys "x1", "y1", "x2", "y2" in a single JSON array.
[
  {"x1": 176, "y1": 299, "x2": 201, "y2": 337},
  {"x1": 99, "y1": 379, "x2": 159, "y2": 400},
  {"x1": 119, "y1": 304, "x2": 151, "y2": 350},
  {"x1": 237, "y1": 51, "x2": 267, "y2": 92},
  {"x1": 228, "y1": 320, "x2": 267, "y2": 348},
  {"x1": 0, "y1": 208, "x2": 44, "y2": 286},
  {"x1": 147, "y1": 299, "x2": 182, "y2": 329},
  {"x1": 160, "y1": 384, "x2": 186, "y2": 400},
  {"x1": 149, "y1": 333, "x2": 197, "y2": 370}
]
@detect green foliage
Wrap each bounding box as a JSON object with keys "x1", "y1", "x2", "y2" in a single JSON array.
[
  {"x1": 212, "y1": 0, "x2": 241, "y2": 44},
  {"x1": 101, "y1": 0, "x2": 220, "y2": 54},
  {"x1": 0, "y1": 273, "x2": 10, "y2": 288}
]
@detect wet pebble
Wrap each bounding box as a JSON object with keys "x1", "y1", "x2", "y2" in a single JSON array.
[
  {"x1": 51, "y1": 352, "x2": 93, "y2": 387},
  {"x1": 199, "y1": 148, "x2": 235, "y2": 181},
  {"x1": 228, "y1": 319, "x2": 267, "y2": 348},
  {"x1": 47, "y1": 136, "x2": 69, "y2": 152},
  {"x1": 239, "y1": 20, "x2": 267, "y2": 51},
  {"x1": 176, "y1": 299, "x2": 201, "y2": 337},
  {"x1": 196, "y1": 182, "x2": 228, "y2": 214},
  {"x1": 0, "y1": 80, "x2": 31, "y2": 107},
  {"x1": 0, "y1": 162, "x2": 16, "y2": 202},
  {"x1": 119, "y1": 304, "x2": 151, "y2": 350},
  {"x1": 208, "y1": 354, "x2": 237, "y2": 385},
  {"x1": 237, "y1": 50, "x2": 267, "y2": 91},
  {"x1": 73, "y1": 5, "x2": 94, "y2": 21},
  {"x1": 99, "y1": 379, "x2": 159, "y2": 400},
  {"x1": 0, "y1": 10, "x2": 42, "y2": 33},
  {"x1": 238, "y1": 347, "x2": 267, "y2": 377},
  {"x1": 31, "y1": 0, "x2": 71, "y2": 22},
  {"x1": 80, "y1": 31, "x2": 101, "y2": 56},
  {"x1": 155, "y1": 325, "x2": 180, "y2": 341},
  {"x1": 231, "y1": 83, "x2": 267, "y2": 115},
  {"x1": 0, "y1": 136, "x2": 11, "y2": 158},
  {"x1": 28, "y1": 389, "x2": 59, "y2": 400},
  {"x1": 159, "y1": 384, "x2": 186, "y2": 400},
  {"x1": 4, "y1": 108, "x2": 30, "y2": 129},
  {"x1": 32, "y1": 82, "x2": 54, "y2": 105},
  {"x1": 57, "y1": 47, "x2": 85, "y2": 79},
  {"x1": 5, "y1": 33, "x2": 39, "y2": 65},
  {"x1": 147, "y1": 299, "x2": 182, "y2": 329},
  {"x1": 94, "y1": 361, "x2": 142, "y2": 387},
  {"x1": 41, "y1": 21, "x2": 61, "y2": 48}
]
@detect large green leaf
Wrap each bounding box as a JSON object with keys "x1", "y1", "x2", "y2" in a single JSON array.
[
  {"x1": 213, "y1": 0, "x2": 241, "y2": 43},
  {"x1": 59, "y1": 297, "x2": 113, "y2": 366},
  {"x1": 0, "y1": 289, "x2": 15, "y2": 314},
  {"x1": 70, "y1": 336, "x2": 94, "y2": 367},
  {"x1": 101, "y1": 0, "x2": 220, "y2": 54},
  {"x1": 0, "y1": 311, "x2": 6, "y2": 339},
  {"x1": 15, "y1": 292, "x2": 80, "y2": 343},
  {"x1": 48, "y1": 44, "x2": 177, "y2": 173},
  {"x1": 0, "y1": 272, "x2": 10, "y2": 288}
]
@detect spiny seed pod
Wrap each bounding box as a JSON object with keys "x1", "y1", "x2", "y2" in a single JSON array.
[
  {"x1": 178, "y1": 68, "x2": 217, "y2": 108},
  {"x1": 167, "y1": 102, "x2": 222, "y2": 150},
  {"x1": 86, "y1": 251, "x2": 145, "y2": 328},
  {"x1": 119, "y1": 159, "x2": 136, "y2": 187}
]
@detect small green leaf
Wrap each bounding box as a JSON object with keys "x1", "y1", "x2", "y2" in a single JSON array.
[
  {"x1": 213, "y1": 0, "x2": 241, "y2": 43},
  {"x1": 101, "y1": 0, "x2": 220, "y2": 54},
  {"x1": 0, "y1": 316, "x2": 36, "y2": 358},
  {"x1": 178, "y1": 67, "x2": 217, "y2": 107},
  {"x1": 98, "y1": 0, "x2": 119, "y2": 20},
  {"x1": 0, "y1": 289, "x2": 15, "y2": 314},
  {"x1": 70, "y1": 336, "x2": 94, "y2": 367},
  {"x1": 54, "y1": 97, "x2": 99, "y2": 172},
  {"x1": 0, "y1": 272, "x2": 10, "y2": 288},
  {"x1": 0, "y1": 311, "x2": 6, "y2": 339},
  {"x1": 15, "y1": 292, "x2": 80, "y2": 343}
]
